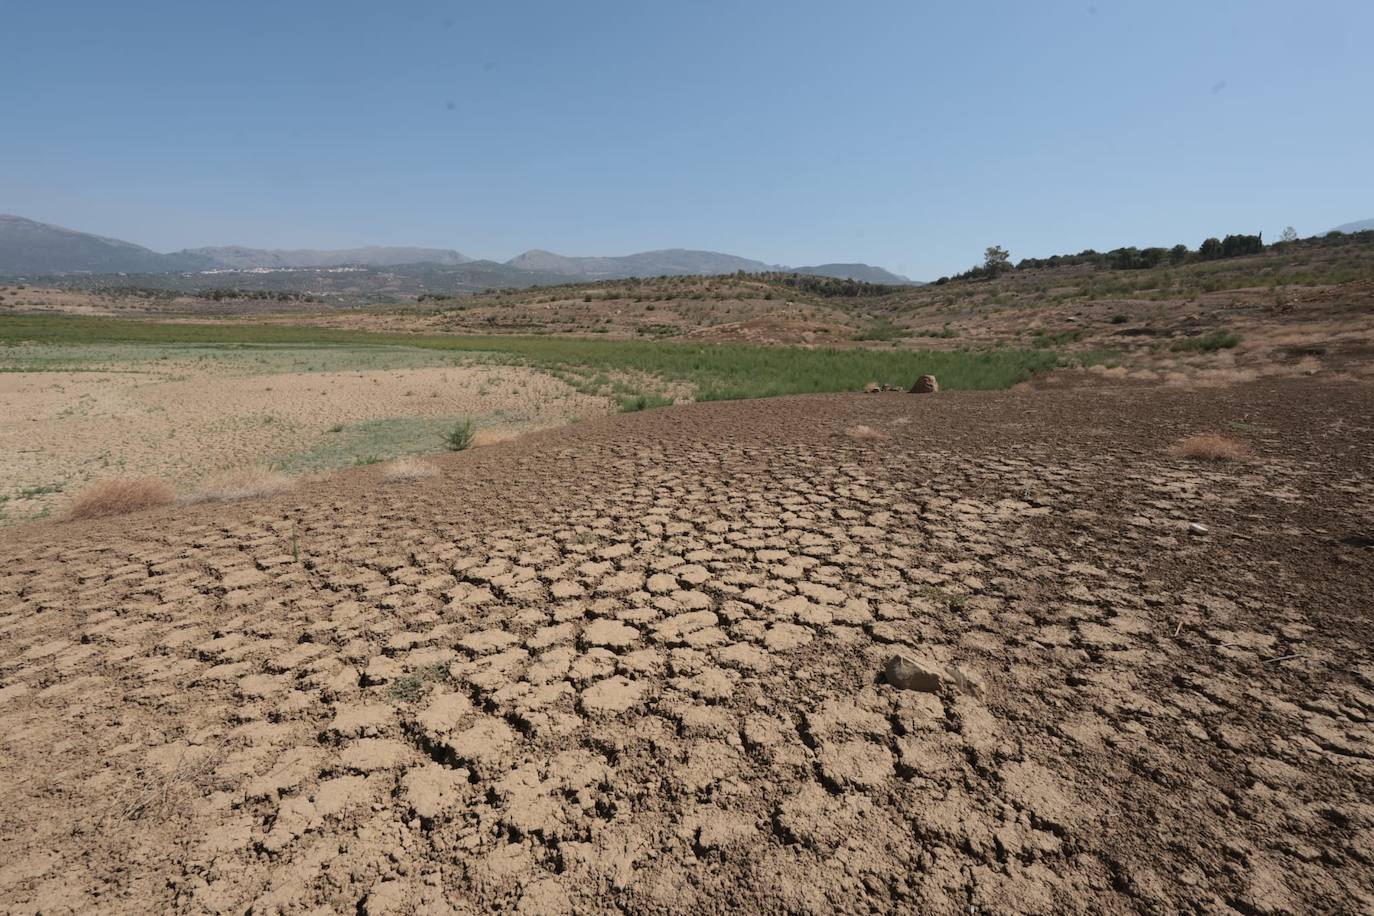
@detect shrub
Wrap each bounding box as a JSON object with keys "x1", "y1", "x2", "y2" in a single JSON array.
[
  {"x1": 443, "y1": 419, "x2": 476, "y2": 451},
  {"x1": 1170, "y1": 434, "x2": 1249, "y2": 461},
  {"x1": 66, "y1": 478, "x2": 175, "y2": 520},
  {"x1": 1171, "y1": 330, "x2": 1241, "y2": 353},
  {"x1": 618, "y1": 393, "x2": 674, "y2": 412},
  {"x1": 854, "y1": 322, "x2": 911, "y2": 341},
  {"x1": 381, "y1": 457, "x2": 440, "y2": 481},
  {"x1": 191, "y1": 467, "x2": 293, "y2": 502}
]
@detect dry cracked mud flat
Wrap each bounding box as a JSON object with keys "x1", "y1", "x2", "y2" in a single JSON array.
[{"x1": 1, "y1": 380, "x2": 1372, "y2": 914}]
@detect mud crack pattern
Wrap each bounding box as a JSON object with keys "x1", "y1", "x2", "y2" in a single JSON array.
[{"x1": 1, "y1": 382, "x2": 1372, "y2": 914}]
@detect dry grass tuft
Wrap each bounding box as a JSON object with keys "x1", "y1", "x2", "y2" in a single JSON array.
[
  {"x1": 844, "y1": 424, "x2": 887, "y2": 441},
  {"x1": 191, "y1": 467, "x2": 294, "y2": 502},
  {"x1": 1170, "y1": 434, "x2": 1250, "y2": 461},
  {"x1": 66, "y1": 478, "x2": 176, "y2": 520},
  {"x1": 380, "y1": 457, "x2": 440, "y2": 481}
]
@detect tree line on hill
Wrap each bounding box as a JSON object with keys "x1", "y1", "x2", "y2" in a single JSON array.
[
  {"x1": 747, "y1": 272, "x2": 898, "y2": 297},
  {"x1": 936, "y1": 232, "x2": 1273, "y2": 284}
]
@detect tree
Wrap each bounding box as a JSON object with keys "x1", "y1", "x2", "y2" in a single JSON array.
[
  {"x1": 1220, "y1": 233, "x2": 1263, "y2": 258},
  {"x1": 1169, "y1": 244, "x2": 1190, "y2": 264},
  {"x1": 1111, "y1": 247, "x2": 1140, "y2": 270},
  {"x1": 983, "y1": 245, "x2": 1011, "y2": 275},
  {"x1": 1141, "y1": 247, "x2": 1168, "y2": 268},
  {"x1": 1199, "y1": 237, "x2": 1223, "y2": 260},
  {"x1": 1280, "y1": 226, "x2": 1298, "y2": 243}
]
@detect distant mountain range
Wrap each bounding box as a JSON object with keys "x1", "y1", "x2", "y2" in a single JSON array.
[
  {"x1": 506, "y1": 248, "x2": 778, "y2": 279},
  {"x1": 0, "y1": 214, "x2": 917, "y2": 286},
  {"x1": 1331, "y1": 218, "x2": 1374, "y2": 234},
  {"x1": 789, "y1": 263, "x2": 913, "y2": 285},
  {"x1": 182, "y1": 244, "x2": 473, "y2": 269}
]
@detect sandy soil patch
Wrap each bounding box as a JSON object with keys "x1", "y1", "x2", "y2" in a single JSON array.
[{"x1": 0, "y1": 346, "x2": 610, "y2": 521}]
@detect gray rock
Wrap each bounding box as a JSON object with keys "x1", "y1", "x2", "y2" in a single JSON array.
[
  {"x1": 885, "y1": 653, "x2": 945, "y2": 692},
  {"x1": 910, "y1": 375, "x2": 939, "y2": 394}
]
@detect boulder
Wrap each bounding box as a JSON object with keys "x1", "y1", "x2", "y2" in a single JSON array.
[
  {"x1": 863, "y1": 382, "x2": 881, "y2": 394},
  {"x1": 911, "y1": 375, "x2": 939, "y2": 394}
]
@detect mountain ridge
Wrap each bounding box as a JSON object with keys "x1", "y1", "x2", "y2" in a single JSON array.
[
  {"x1": 1331, "y1": 218, "x2": 1374, "y2": 234},
  {"x1": 0, "y1": 213, "x2": 915, "y2": 284},
  {"x1": 789, "y1": 262, "x2": 915, "y2": 284}
]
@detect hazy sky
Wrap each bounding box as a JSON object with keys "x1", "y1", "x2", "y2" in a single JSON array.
[{"x1": 3, "y1": 1, "x2": 1370, "y2": 278}]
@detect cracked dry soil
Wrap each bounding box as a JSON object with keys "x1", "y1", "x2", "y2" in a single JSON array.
[{"x1": 1, "y1": 380, "x2": 1372, "y2": 914}]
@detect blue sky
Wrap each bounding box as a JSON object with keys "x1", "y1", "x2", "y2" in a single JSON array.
[{"x1": 2, "y1": 1, "x2": 1370, "y2": 278}]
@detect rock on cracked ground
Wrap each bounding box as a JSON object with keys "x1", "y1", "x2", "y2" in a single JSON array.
[{"x1": 1, "y1": 380, "x2": 1372, "y2": 914}]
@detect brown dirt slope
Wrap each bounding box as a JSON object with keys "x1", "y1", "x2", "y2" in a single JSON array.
[{"x1": 1, "y1": 381, "x2": 1372, "y2": 914}]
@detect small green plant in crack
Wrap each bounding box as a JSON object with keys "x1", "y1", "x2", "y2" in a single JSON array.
[
  {"x1": 387, "y1": 664, "x2": 453, "y2": 703},
  {"x1": 918, "y1": 585, "x2": 966, "y2": 611}
]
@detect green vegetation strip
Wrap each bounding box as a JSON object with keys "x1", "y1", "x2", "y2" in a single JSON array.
[{"x1": 0, "y1": 314, "x2": 1069, "y2": 399}]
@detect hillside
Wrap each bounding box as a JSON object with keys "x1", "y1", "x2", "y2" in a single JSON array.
[{"x1": 0, "y1": 215, "x2": 209, "y2": 275}]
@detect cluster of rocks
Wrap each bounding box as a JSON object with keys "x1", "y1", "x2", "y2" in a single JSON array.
[{"x1": 862, "y1": 375, "x2": 939, "y2": 394}]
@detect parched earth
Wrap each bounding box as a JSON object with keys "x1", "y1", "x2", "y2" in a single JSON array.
[
  {"x1": 1, "y1": 381, "x2": 1372, "y2": 914},
  {"x1": 0, "y1": 354, "x2": 607, "y2": 520}
]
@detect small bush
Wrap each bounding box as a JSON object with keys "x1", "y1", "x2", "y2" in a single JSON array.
[
  {"x1": 618, "y1": 393, "x2": 674, "y2": 412},
  {"x1": 1170, "y1": 434, "x2": 1249, "y2": 461},
  {"x1": 192, "y1": 467, "x2": 293, "y2": 502},
  {"x1": 381, "y1": 457, "x2": 440, "y2": 481},
  {"x1": 444, "y1": 419, "x2": 476, "y2": 451},
  {"x1": 66, "y1": 478, "x2": 175, "y2": 520},
  {"x1": 1171, "y1": 330, "x2": 1241, "y2": 353},
  {"x1": 387, "y1": 663, "x2": 452, "y2": 702},
  {"x1": 1109, "y1": 313, "x2": 1129, "y2": 324}
]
